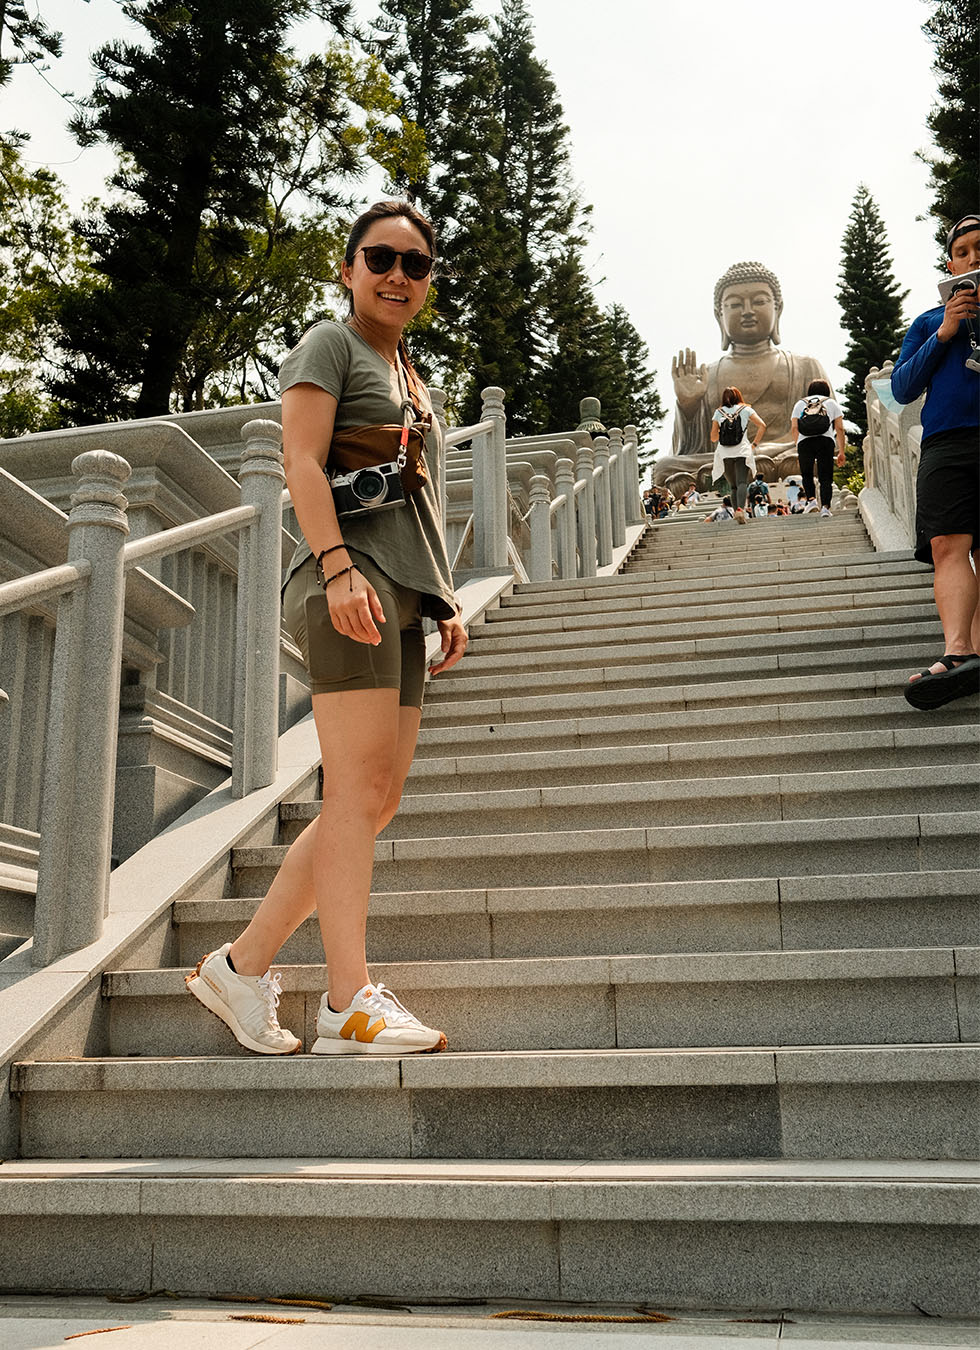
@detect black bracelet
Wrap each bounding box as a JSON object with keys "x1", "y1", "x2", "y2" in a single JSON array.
[
  {"x1": 322, "y1": 564, "x2": 356, "y2": 591},
  {"x1": 315, "y1": 545, "x2": 348, "y2": 587}
]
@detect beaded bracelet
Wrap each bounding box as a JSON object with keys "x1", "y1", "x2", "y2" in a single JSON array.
[
  {"x1": 322, "y1": 564, "x2": 356, "y2": 591},
  {"x1": 314, "y1": 544, "x2": 348, "y2": 588}
]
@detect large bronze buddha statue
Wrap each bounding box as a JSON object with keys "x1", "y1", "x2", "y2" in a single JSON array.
[{"x1": 655, "y1": 261, "x2": 833, "y2": 489}]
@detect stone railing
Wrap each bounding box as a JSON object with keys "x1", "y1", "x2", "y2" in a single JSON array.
[
  {"x1": 0, "y1": 422, "x2": 285, "y2": 965},
  {"x1": 859, "y1": 361, "x2": 923, "y2": 551},
  {"x1": 0, "y1": 387, "x2": 647, "y2": 963}
]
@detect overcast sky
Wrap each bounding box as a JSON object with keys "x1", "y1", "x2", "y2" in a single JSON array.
[{"x1": 9, "y1": 0, "x2": 944, "y2": 449}]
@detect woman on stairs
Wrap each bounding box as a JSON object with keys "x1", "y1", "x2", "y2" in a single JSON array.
[
  {"x1": 709, "y1": 386, "x2": 766, "y2": 511},
  {"x1": 187, "y1": 201, "x2": 467, "y2": 1055}
]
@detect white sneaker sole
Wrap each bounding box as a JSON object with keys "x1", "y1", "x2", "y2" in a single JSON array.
[
  {"x1": 311, "y1": 1031, "x2": 447, "y2": 1056},
  {"x1": 185, "y1": 969, "x2": 302, "y2": 1056}
]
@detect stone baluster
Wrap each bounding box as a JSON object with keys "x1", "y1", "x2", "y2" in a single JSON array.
[
  {"x1": 575, "y1": 444, "x2": 597, "y2": 578},
  {"x1": 33, "y1": 450, "x2": 132, "y2": 967},
  {"x1": 607, "y1": 427, "x2": 626, "y2": 547},
  {"x1": 233, "y1": 420, "x2": 285, "y2": 799},
  {"x1": 528, "y1": 474, "x2": 553, "y2": 582},
  {"x1": 554, "y1": 457, "x2": 577, "y2": 580},
  {"x1": 429, "y1": 386, "x2": 449, "y2": 530},
  {"x1": 624, "y1": 425, "x2": 644, "y2": 523},
  {"x1": 592, "y1": 436, "x2": 613, "y2": 568},
  {"x1": 474, "y1": 387, "x2": 508, "y2": 570}
]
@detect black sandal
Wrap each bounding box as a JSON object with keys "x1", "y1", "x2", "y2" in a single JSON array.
[{"x1": 904, "y1": 653, "x2": 980, "y2": 710}]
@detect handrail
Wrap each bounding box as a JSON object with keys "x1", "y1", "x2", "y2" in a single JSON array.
[
  {"x1": 124, "y1": 504, "x2": 257, "y2": 570},
  {"x1": 445, "y1": 419, "x2": 493, "y2": 448},
  {"x1": 451, "y1": 513, "x2": 475, "y2": 570},
  {"x1": 0, "y1": 559, "x2": 92, "y2": 619}
]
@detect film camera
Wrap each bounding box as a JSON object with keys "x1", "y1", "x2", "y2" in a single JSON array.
[{"x1": 330, "y1": 461, "x2": 405, "y2": 520}]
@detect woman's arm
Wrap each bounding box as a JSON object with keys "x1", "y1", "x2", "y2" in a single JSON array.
[
  {"x1": 710, "y1": 422, "x2": 719, "y2": 444},
  {"x1": 749, "y1": 411, "x2": 766, "y2": 447},
  {"x1": 790, "y1": 416, "x2": 799, "y2": 446},
  {"x1": 833, "y1": 415, "x2": 846, "y2": 466},
  {"x1": 282, "y1": 382, "x2": 385, "y2": 646}
]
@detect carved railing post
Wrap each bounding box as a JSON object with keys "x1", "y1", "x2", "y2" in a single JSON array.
[
  {"x1": 528, "y1": 474, "x2": 553, "y2": 582},
  {"x1": 474, "y1": 386, "x2": 508, "y2": 569},
  {"x1": 575, "y1": 445, "x2": 596, "y2": 578},
  {"x1": 592, "y1": 435, "x2": 613, "y2": 568},
  {"x1": 624, "y1": 425, "x2": 644, "y2": 523},
  {"x1": 429, "y1": 386, "x2": 449, "y2": 530},
  {"x1": 607, "y1": 427, "x2": 626, "y2": 547},
  {"x1": 233, "y1": 420, "x2": 285, "y2": 799},
  {"x1": 554, "y1": 457, "x2": 577, "y2": 580},
  {"x1": 33, "y1": 450, "x2": 131, "y2": 966}
]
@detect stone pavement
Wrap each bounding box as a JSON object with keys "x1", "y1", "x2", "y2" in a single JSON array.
[{"x1": 2, "y1": 1295, "x2": 979, "y2": 1349}]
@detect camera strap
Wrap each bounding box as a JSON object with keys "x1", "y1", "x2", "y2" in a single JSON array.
[{"x1": 395, "y1": 355, "x2": 415, "y2": 470}]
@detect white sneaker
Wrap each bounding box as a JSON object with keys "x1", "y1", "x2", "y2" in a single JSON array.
[
  {"x1": 802, "y1": 500, "x2": 819, "y2": 513},
  {"x1": 312, "y1": 982, "x2": 447, "y2": 1055},
  {"x1": 820, "y1": 506, "x2": 832, "y2": 517},
  {"x1": 186, "y1": 943, "x2": 301, "y2": 1055}
]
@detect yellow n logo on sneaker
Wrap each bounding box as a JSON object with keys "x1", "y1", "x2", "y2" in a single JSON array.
[{"x1": 341, "y1": 1012, "x2": 387, "y2": 1042}]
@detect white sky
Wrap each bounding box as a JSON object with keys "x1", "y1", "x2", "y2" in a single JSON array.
[{"x1": 9, "y1": 0, "x2": 944, "y2": 448}]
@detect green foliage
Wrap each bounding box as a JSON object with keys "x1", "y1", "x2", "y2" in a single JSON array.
[
  {"x1": 845, "y1": 469, "x2": 865, "y2": 494},
  {"x1": 0, "y1": 141, "x2": 90, "y2": 436},
  {"x1": 51, "y1": 2, "x2": 417, "y2": 423},
  {"x1": 0, "y1": 2, "x2": 62, "y2": 93},
  {"x1": 836, "y1": 186, "x2": 908, "y2": 440},
  {"x1": 918, "y1": 0, "x2": 980, "y2": 247},
  {"x1": 833, "y1": 443, "x2": 864, "y2": 489}
]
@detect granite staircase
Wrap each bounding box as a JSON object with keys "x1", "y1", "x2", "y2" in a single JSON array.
[{"x1": 3, "y1": 510, "x2": 979, "y2": 1315}]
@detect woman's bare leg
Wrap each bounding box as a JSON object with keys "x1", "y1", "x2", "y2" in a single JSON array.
[{"x1": 229, "y1": 693, "x2": 422, "y2": 988}]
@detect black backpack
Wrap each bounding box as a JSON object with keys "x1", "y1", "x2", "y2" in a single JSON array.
[
  {"x1": 798, "y1": 396, "x2": 831, "y2": 437},
  {"x1": 717, "y1": 405, "x2": 744, "y2": 447}
]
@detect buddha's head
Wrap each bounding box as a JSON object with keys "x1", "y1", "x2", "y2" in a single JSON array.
[{"x1": 714, "y1": 261, "x2": 783, "y2": 350}]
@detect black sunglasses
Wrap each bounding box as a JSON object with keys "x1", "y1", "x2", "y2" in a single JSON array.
[{"x1": 356, "y1": 245, "x2": 434, "y2": 281}]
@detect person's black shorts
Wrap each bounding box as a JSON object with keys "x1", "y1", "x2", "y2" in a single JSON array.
[{"x1": 914, "y1": 426, "x2": 980, "y2": 566}]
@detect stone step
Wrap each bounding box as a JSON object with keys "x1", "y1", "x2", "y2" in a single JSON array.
[
  {"x1": 0, "y1": 1158, "x2": 974, "y2": 1313},
  {"x1": 13, "y1": 1045, "x2": 978, "y2": 1162},
  {"x1": 315, "y1": 764, "x2": 980, "y2": 842},
  {"x1": 103, "y1": 945, "x2": 979, "y2": 1057},
  {"x1": 175, "y1": 869, "x2": 980, "y2": 967},
  {"x1": 420, "y1": 664, "x2": 968, "y2": 727},
  {"x1": 468, "y1": 599, "x2": 936, "y2": 653},
  {"x1": 423, "y1": 644, "x2": 939, "y2": 711},
  {"x1": 414, "y1": 692, "x2": 978, "y2": 756},
  {"x1": 442, "y1": 619, "x2": 939, "y2": 680},
  {"x1": 631, "y1": 542, "x2": 875, "y2": 567},
  {"x1": 500, "y1": 553, "x2": 920, "y2": 606},
  {"x1": 233, "y1": 811, "x2": 978, "y2": 895},
  {"x1": 401, "y1": 725, "x2": 978, "y2": 794}
]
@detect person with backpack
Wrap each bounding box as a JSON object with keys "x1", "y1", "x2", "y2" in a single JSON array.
[
  {"x1": 710, "y1": 386, "x2": 766, "y2": 510},
  {"x1": 790, "y1": 379, "x2": 845, "y2": 517},
  {"x1": 746, "y1": 473, "x2": 770, "y2": 516}
]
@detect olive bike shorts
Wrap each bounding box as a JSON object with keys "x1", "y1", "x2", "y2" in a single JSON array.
[{"x1": 282, "y1": 548, "x2": 426, "y2": 708}]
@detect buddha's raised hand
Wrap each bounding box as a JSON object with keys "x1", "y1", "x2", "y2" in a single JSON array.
[{"x1": 671, "y1": 349, "x2": 708, "y2": 405}]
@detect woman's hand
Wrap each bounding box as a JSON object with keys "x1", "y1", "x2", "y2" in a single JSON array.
[
  {"x1": 429, "y1": 615, "x2": 468, "y2": 675},
  {"x1": 326, "y1": 566, "x2": 386, "y2": 645}
]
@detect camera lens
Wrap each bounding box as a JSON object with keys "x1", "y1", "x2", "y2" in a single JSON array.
[{"x1": 351, "y1": 468, "x2": 387, "y2": 504}]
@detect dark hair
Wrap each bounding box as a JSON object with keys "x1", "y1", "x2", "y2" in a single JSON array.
[
  {"x1": 721, "y1": 387, "x2": 744, "y2": 407},
  {"x1": 343, "y1": 199, "x2": 437, "y2": 374},
  {"x1": 722, "y1": 495, "x2": 732, "y2": 507},
  {"x1": 807, "y1": 379, "x2": 831, "y2": 396}
]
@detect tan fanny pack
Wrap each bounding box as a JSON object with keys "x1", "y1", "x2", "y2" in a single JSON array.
[{"x1": 328, "y1": 423, "x2": 429, "y2": 495}]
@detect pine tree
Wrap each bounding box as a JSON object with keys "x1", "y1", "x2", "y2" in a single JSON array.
[
  {"x1": 836, "y1": 185, "x2": 909, "y2": 440},
  {"x1": 918, "y1": 0, "x2": 980, "y2": 243},
  {"x1": 601, "y1": 303, "x2": 665, "y2": 443},
  {"x1": 0, "y1": 2, "x2": 61, "y2": 92},
  {"x1": 49, "y1": 0, "x2": 398, "y2": 423}
]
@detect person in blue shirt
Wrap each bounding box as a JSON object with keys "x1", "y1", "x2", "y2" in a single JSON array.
[{"x1": 891, "y1": 213, "x2": 980, "y2": 709}]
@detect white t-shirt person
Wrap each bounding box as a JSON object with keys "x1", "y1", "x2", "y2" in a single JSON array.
[
  {"x1": 791, "y1": 395, "x2": 844, "y2": 444},
  {"x1": 710, "y1": 402, "x2": 761, "y2": 482}
]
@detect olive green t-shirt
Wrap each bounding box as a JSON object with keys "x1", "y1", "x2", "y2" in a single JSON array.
[{"x1": 279, "y1": 319, "x2": 456, "y2": 621}]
